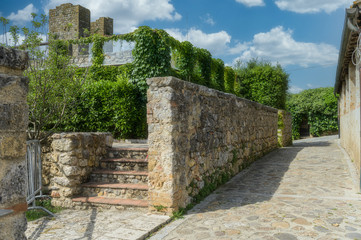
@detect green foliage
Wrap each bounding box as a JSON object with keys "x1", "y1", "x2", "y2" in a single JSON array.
[
  {"x1": 131, "y1": 26, "x2": 171, "y2": 93},
  {"x1": 173, "y1": 41, "x2": 196, "y2": 82},
  {"x1": 224, "y1": 66, "x2": 235, "y2": 94},
  {"x1": 9, "y1": 25, "x2": 19, "y2": 46},
  {"x1": 286, "y1": 87, "x2": 338, "y2": 139},
  {"x1": 211, "y1": 58, "x2": 225, "y2": 91},
  {"x1": 153, "y1": 205, "x2": 168, "y2": 212},
  {"x1": 26, "y1": 34, "x2": 84, "y2": 141},
  {"x1": 195, "y1": 48, "x2": 212, "y2": 87},
  {"x1": 234, "y1": 59, "x2": 289, "y2": 109},
  {"x1": 26, "y1": 198, "x2": 62, "y2": 221},
  {"x1": 64, "y1": 78, "x2": 147, "y2": 139}
]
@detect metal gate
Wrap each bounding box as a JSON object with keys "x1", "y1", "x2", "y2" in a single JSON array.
[{"x1": 26, "y1": 140, "x2": 55, "y2": 216}]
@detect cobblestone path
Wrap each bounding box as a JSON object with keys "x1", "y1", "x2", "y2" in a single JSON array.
[{"x1": 151, "y1": 136, "x2": 361, "y2": 240}]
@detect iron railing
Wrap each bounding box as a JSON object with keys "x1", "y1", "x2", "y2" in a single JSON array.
[{"x1": 26, "y1": 140, "x2": 55, "y2": 216}]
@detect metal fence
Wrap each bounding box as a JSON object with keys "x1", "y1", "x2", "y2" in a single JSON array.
[{"x1": 26, "y1": 140, "x2": 55, "y2": 216}]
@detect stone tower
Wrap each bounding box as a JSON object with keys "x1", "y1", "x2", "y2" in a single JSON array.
[
  {"x1": 91, "y1": 17, "x2": 113, "y2": 36},
  {"x1": 49, "y1": 3, "x2": 91, "y2": 40},
  {"x1": 49, "y1": 3, "x2": 114, "y2": 55}
]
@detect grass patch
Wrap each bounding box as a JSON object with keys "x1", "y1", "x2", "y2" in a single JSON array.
[{"x1": 26, "y1": 198, "x2": 62, "y2": 221}]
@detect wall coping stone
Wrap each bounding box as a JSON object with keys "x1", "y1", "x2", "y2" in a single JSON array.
[{"x1": 147, "y1": 76, "x2": 278, "y2": 113}]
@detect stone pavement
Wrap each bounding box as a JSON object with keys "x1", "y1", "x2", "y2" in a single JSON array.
[
  {"x1": 150, "y1": 136, "x2": 361, "y2": 240},
  {"x1": 25, "y1": 209, "x2": 170, "y2": 240}
]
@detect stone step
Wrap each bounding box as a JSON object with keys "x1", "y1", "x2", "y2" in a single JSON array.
[
  {"x1": 90, "y1": 170, "x2": 148, "y2": 184},
  {"x1": 81, "y1": 182, "x2": 148, "y2": 200},
  {"x1": 108, "y1": 147, "x2": 148, "y2": 160},
  {"x1": 100, "y1": 158, "x2": 148, "y2": 171},
  {"x1": 72, "y1": 196, "x2": 148, "y2": 209}
]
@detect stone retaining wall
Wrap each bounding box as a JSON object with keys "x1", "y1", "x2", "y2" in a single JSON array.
[
  {"x1": 42, "y1": 132, "x2": 113, "y2": 208},
  {"x1": 0, "y1": 46, "x2": 29, "y2": 239},
  {"x1": 147, "y1": 76, "x2": 279, "y2": 213},
  {"x1": 278, "y1": 110, "x2": 292, "y2": 147}
]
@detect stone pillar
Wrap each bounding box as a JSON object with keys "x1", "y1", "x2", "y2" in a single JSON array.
[
  {"x1": 0, "y1": 47, "x2": 29, "y2": 239},
  {"x1": 278, "y1": 110, "x2": 293, "y2": 147}
]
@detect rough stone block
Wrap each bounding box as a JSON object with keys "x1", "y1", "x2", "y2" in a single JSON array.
[
  {"x1": 52, "y1": 138, "x2": 79, "y2": 152},
  {"x1": 0, "y1": 213, "x2": 27, "y2": 240},
  {"x1": 63, "y1": 166, "x2": 81, "y2": 177},
  {"x1": 0, "y1": 161, "x2": 27, "y2": 208},
  {"x1": 0, "y1": 74, "x2": 28, "y2": 103},
  {"x1": 0, "y1": 104, "x2": 28, "y2": 131},
  {"x1": 53, "y1": 177, "x2": 72, "y2": 187},
  {"x1": 0, "y1": 133, "x2": 26, "y2": 160},
  {"x1": 59, "y1": 153, "x2": 78, "y2": 165},
  {"x1": 0, "y1": 46, "x2": 28, "y2": 71}
]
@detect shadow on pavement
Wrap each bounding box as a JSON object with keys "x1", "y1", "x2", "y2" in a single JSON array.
[
  {"x1": 27, "y1": 218, "x2": 50, "y2": 240},
  {"x1": 191, "y1": 137, "x2": 333, "y2": 214}
]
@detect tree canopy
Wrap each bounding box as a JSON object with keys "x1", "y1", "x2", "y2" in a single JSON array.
[{"x1": 234, "y1": 59, "x2": 289, "y2": 110}]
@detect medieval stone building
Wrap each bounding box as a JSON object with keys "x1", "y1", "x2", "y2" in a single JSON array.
[
  {"x1": 49, "y1": 3, "x2": 113, "y2": 55},
  {"x1": 335, "y1": 1, "x2": 361, "y2": 190}
]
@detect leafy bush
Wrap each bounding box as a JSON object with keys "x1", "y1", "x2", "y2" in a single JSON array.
[
  {"x1": 64, "y1": 78, "x2": 147, "y2": 139},
  {"x1": 224, "y1": 66, "x2": 235, "y2": 94},
  {"x1": 286, "y1": 87, "x2": 338, "y2": 139},
  {"x1": 211, "y1": 58, "x2": 225, "y2": 91},
  {"x1": 234, "y1": 59, "x2": 289, "y2": 109}
]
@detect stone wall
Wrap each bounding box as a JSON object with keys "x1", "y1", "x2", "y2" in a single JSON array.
[
  {"x1": 42, "y1": 133, "x2": 113, "y2": 208},
  {"x1": 339, "y1": 62, "x2": 361, "y2": 190},
  {"x1": 0, "y1": 47, "x2": 29, "y2": 239},
  {"x1": 49, "y1": 3, "x2": 91, "y2": 40},
  {"x1": 91, "y1": 17, "x2": 113, "y2": 36},
  {"x1": 278, "y1": 110, "x2": 292, "y2": 147},
  {"x1": 147, "y1": 76, "x2": 278, "y2": 213}
]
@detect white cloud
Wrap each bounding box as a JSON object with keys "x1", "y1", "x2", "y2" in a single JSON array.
[
  {"x1": 201, "y1": 14, "x2": 215, "y2": 26},
  {"x1": 229, "y1": 42, "x2": 249, "y2": 55},
  {"x1": 275, "y1": 0, "x2": 350, "y2": 13},
  {"x1": 7, "y1": 4, "x2": 38, "y2": 25},
  {"x1": 45, "y1": 0, "x2": 181, "y2": 33},
  {"x1": 234, "y1": 26, "x2": 339, "y2": 67},
  {"x1": 166, "y1": 28, "x2": 232, "y2": 56},
  {"x1": 235, "y1": 0, "x2": 265, "y2": 7},
  {"x1": 289, "y1": 85, "x2": 304, "y2": 94}
]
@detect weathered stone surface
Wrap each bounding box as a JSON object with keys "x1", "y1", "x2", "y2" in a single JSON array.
[
  {"x1": 278, "y1": 110, "x2": 292, "y2": 147},
  {"x1": 0, "y1": 74, "x2": 28, "y2": 103},
  {"x1": 0, "y1": 132, "x2": 27, "y2": 159},
  {"x1": 0, "y1": 161, "x2": 27, "y2": 208},
  {"x1": 0, "y1": 104, "x2": 28, "y2": 131},
  {"x1": 0, "y1": 46, "x2": 28, "y2": 71},
  {"x1": 147, "y1": 76, "x2": 278, "y2": 213},
  {"x1": 42, "y1": 132, "x2": 113, "y2": 207},
  {"x1": 0, "y1": 213, "x2": 27, "y2": 240},
  {"x1": 0, "y1": 47, "x2": 28, "y2": 239}
]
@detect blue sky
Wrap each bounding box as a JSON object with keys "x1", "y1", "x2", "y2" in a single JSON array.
[{"x1": 0, "y1": 0, "x2": 351, "y2": 93}]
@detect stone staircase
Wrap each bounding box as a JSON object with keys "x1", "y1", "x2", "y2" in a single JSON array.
[{"x1": 72, "y1": 142, "x2": 149, "y2": 209}]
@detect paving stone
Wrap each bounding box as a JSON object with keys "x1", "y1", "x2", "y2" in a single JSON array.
[
  {"x1": 345, "y1": 232, "x2": 361, "y2": 239},
  {"x1": 274, "y1": 233, "x2": 298, "y2": 240},
  {"x1": 150, "y1": 136, "x2": 361, "y2": 240}
]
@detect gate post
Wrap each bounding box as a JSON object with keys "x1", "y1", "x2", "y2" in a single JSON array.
[{"x1": 0, "y1": 46, "x2": 29, "y2": 239}]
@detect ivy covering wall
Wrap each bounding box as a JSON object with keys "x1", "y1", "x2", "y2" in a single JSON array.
[{"x1": 21, "y1": 22, "x2": 289, "y2": 139}]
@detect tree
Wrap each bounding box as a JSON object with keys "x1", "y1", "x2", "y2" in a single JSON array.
[
  {"x1": 233, "y1": 59, "x2": 289, "y2": 109},
  {"x1": 14, "y1": 14, "x2": 87, "y2": 142},
  {"x1": 286, "y1": 87, "x2": 338, "y2": 139},
  {"x1": 0, "y1": 17, "x2": 9, "y2": 45}
]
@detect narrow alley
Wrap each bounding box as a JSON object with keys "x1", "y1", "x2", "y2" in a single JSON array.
[{"x1": 151, "y1": 136, "x2": 361, "y2": 240}]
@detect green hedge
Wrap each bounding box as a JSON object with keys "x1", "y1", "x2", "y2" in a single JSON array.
[
  {"x1": 286, "y1": 87, "x2": 338, "y2": 139},
  {"x1": 63, "y1": 78, "x2": 147, "y2": 139}
]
